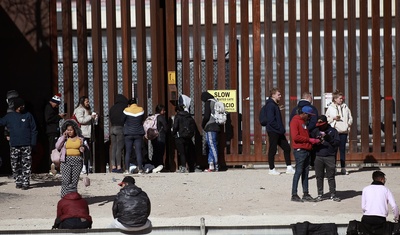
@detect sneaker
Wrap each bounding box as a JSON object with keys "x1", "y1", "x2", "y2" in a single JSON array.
[
  {"x1": 302, "y1": 193, "x2": 317, "y2": 202},
  {"x1": 178, "y1": 166, "x2": 188, "y2": 173},
  {"x1": 129, "y1": 164, "x2": 137, "y2": 174},
  {"x1": 291, "y1": 195, "x2": 304, "y2": 202},
  {"x1": 331, "y1": 195, "x2": 341, "y2": 202},
  {"x1": 208, "y1": 162, "x2": 215, "y2": 171},
  {"x1": 341, "y1": 168, "x2": 349, "y2": 175},
  {"x1": 204, "y1": 168, "x2": 214, "y2": 172},
  {"x1": 315, "y1": 195, "x2": 323, "y2": 202},
  {"x1": 153, "y1": 165, "x2": 163, "y2": 173},
  {"x1": 269, "y1": 168, "x2": 281, "y2": 175},
  {"x1": 286, "y1": 166, "x2": 295, "y2": 174}
]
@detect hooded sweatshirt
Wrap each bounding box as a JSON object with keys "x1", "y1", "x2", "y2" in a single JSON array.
[
  {"x1": 201, "y1": 91, "x2": 220, "y2": 132},
  {"x1": 289, "y1": 99, "x2": 319, "y2": 132},
  {"x1": 109, "y1": 94, "x2": 129, "y2": 126},
  {"x1": 289, "y1": 115, "x2": 312, "y2": 150},
  {"x1": 123, "y1": 104, "x2": 145, "y2": 136},
  {"x1": 56, "y1": 192, "x2": 92, "y2": 222},
  {"x1": 112, "y1": 184, "x2": 151, "y2": 227}
]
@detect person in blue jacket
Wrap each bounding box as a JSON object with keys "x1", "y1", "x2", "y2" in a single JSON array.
[{"x1": 0, "y1": 97, "x2": 37, "y2": 190}]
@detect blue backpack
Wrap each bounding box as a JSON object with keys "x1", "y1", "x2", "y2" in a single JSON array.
[{"x1": 259, "y1": 104, "x2": 268, "y2": 126}]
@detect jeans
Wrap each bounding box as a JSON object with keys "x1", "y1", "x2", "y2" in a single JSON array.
[
  {"x1": 110, "y1": 126, "x2": 124, "y2": 167},
  {"x1": 338, "y1": 134, "x2": 348, "y2": 168},
  {"x1": 206, "y1": 131, "x2": 218, "y2": 165},
  {"x1": 267, "y1": 132, "x2": 291, "y2": 169},
  {"x1": 291, "y1": 149, "x2": 310, "y2": 196},
  {"x1": 124, "y1": 135, "x2": 144, "y2": 171},
  {"x1": 314, "y1": 156, "x2": 336, "y2": 196}
]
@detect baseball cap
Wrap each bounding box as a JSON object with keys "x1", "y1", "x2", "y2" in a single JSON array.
[
  {"x1": 301, "y1": 106, "x2": 315, "y2": 115},
  {"x1": 316, "y1": 115, "x2": 328, "y2": 126},
  {"x1": 118, "y1": 176, "x2": 135, "y2": 186}
]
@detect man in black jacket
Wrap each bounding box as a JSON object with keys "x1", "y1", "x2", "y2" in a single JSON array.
[
  {"x1": 44, "y1": 93, "x2": 66, "y2": 174},
  {"x1": 110, "y1": 176, "x2": 152, "y2": 231}
]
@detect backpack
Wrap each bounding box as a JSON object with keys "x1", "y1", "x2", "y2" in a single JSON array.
[
  {"x1": 209, "y1": 98, "x2": 227, "y2": 124},
  {"x1": 178, "y1": 115, "x2": 196, "y2": 139},
  {"x1": 71, "y1": 114, "x2": 81, "y2": 127},
  {"x1": 259, "y1": 104, "x2": 268, "y2": 126},
  {"x1": 143, "y1": 114, "x2": 160, "y2": 140}
]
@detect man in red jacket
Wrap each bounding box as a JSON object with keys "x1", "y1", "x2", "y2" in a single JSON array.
[{"x1": 290, "y1": 106, "x2": 320, "y2": 202}]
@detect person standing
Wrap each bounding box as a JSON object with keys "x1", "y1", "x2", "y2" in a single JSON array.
[
  {"x1": 52, "y1": 192, "x2": 92, "y2": 229},
  {"x1": 361, "y1": 171, "x2": 399, "y2": 227},
  {"x1": 0, "y1": 97, "x2": 37, "y2": 190},
  {"x1": 150, "y1": 104, "x2": 168, "y2": 172},
  {"x1": 44, "y1": 93, "x2": 66, "y2": 174},
  {"x1": 264, "y1": 88, "x2": 294, "y2": 175},
  {"x1": 290, "y1": 106, "x2": 319, "y2": 202},
  {"x1": 55, "y1": 119, "x2": 89, "y2": 197},
  {"x1": 325, "y1": 90, "x2": 353, "y2": 175},
  {"x1": 73, "y1": 96, "x2": 97, "y2": 174},
  {"x1": 201, "y1": 91, "x2": 220, "y2": 172},
  {"x1": 290, "y1": 92, "x2": 319, "y2": 169},
  {"x1": 312, "y1": 115, "x2": 341, "y2": 202},
  {"x1": 123, "y1": 98, "x2": 145, "y2": 174},
  {"x1": 110, "y1": 176, "x2": 152, "y2": 232},
  {"x1": 109, "y1": 94, "x2": 129, "y2": 173},
  {"x1": 172, "y1": 105, "x2": 196, "y2": 173}
]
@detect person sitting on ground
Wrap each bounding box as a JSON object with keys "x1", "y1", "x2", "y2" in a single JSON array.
[
  {"x1": 361, "y1": 171, "x2": 399, "y2": 227},
  {"x1": 52, "y1": 192, "x2": 92, "y2": 229},
  {"x1": 110, "y1": 176, "x2": 152, "y2": 231}
]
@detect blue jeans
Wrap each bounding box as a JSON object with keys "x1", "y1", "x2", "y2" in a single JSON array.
[
  {"x1": 124, "y1": 135, "x2": 144, "y2": 171},
  {"x1": 291, "y1": 149, "x2": 310, "y2": 196},
  {"x1": 338, "y1": 134, "x2": 348, "y2": 168},
  {"x1": 206, "y1": 131, "x2": 218, "y2": 164}
]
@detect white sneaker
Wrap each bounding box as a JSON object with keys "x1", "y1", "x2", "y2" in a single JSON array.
[
  {"x1": 269, "y1": 168, "x2": 281, "y2": 175},
  {"x1": 286, "y1": 166, "x2": 295, "y2": 174},
  {"x1": 153, "y1": 165, "x2": 163, "y2": 173}
]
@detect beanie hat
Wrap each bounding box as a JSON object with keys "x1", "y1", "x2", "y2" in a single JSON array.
[
  {"x1": 13, "y1": 97, "x2": 25, "y2": 110},
  {"x1": 51, "y1": 93, "x2": 61, "y2": 104}
]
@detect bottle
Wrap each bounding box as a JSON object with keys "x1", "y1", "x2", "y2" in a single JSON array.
[{"x1": 106, "y1": 163, "x2": 109, "y2": 173}]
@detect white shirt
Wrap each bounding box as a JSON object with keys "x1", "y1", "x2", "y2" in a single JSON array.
[{"x1": 362, "y1": 183, "x2": 399, "y2": 219}]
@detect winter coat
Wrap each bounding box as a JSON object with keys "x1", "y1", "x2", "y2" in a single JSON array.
[
  {"x1": 289, "y1": 115, "x2": 312, "y2": 151},
  {"x1": 325, "y1": 102, "x2": 353, "y2": 134},
  {"x1": 289, "y1": 99, "x2": 319, "y2": 132},
  {"x1": 156, "y1": 114, "x2": 168, "y2": 142},
  {"x1": 109, "y1": 94, "x2": 128, "y2": 127},
  {"x1": 55, "y1": 119, "x2": 89, "y2": 162},
  {"x1": 112, "y1": 184, "x2": 151, "y2": 227},
  {"x1": 172, "y1": 110, "x2": 193, "y2": 138},
  {"x1": 56, "y1": 192, "x2": 92, "y2": 223},
  {"x1": 201, "y1": 91, "x2": 220, "y2": 132},
  {"x1": 311, "y1": 125, "x2": 340, "y2": 157},
  {"x1": 0, "y1": 111, "x2": 37, "y2": 147},
  {"x1": 264, "y1": 98, "x2": 286, "y2": 135},
  {"x1": 123, "y1": 104, "x2": 145, "y2": 136},
  {"x1": 44, "y1": 102, "x2": 62, "y2": 135},
  {"x1": 73, "y1": 105, "x2": 93, "y2": 138}
]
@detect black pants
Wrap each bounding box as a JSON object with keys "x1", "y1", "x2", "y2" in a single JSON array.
[
  {"x1": 151, "y1": 139, "x2": 165, "y2": 167},
  {"x1": 59, "y1": 218, "x2": 92, "y2": 229},
  {"x1": 314, "y1": 156, "x2": 336, "y2": 196},
  {"x1": 267, "y1": 132, "x2": 291, "y2": 169},
  {"x1": 175, "y1": 137, "x2": 195, "y2": 170}
]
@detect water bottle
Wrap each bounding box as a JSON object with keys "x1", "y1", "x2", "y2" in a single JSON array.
[{"x1": 106, "y1": 163, "x2": 109, "y2": 173}]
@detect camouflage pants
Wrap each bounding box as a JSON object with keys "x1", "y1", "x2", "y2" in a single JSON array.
[{"x1": 10, "y1": 146, "x2": 32, "y2": 187}]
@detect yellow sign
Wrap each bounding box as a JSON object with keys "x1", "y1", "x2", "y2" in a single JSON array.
[
  {"x1": 208, "y1": 90, "x2": 237, "y2": 112},
  {"x1": 168, "y1": 71, "x2": 176, "y2": 84}
]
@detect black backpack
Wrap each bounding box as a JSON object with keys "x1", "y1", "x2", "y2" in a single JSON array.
[
  {"x1": 178, "y1": 115, "x2": 196, "y2": 139},
  {"x1": 259, "y1": 104, "x2": 268, "y2": 126}
]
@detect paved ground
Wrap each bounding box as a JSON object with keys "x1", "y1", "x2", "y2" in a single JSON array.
[{"x1": 0, "y1": 165, "x2": 399, "y2": 230}]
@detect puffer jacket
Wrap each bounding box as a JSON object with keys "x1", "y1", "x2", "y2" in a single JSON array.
[
  {"x1": 325, "y1": 102, "x2": 353, "y2": 134},
  {"x1": 201, "y1": 91, "x2": 220, "y2": 132},
  {"x1": 73, "y1": 105, "x2": 93, "y2": 138},
  {"x1": 123, "y1": 104, "x2": 145, "y2": 136},
  {"x1": 112, "y1": 184, "x2": 151, "y2": 227},
  {"x1": 56, "y1": 192, "x2": 92, "y2": 223},
  {"x1": 109, "y1": 94, "x2": 128, "y2": 126}
]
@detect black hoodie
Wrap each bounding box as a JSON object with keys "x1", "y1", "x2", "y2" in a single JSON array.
[
  {"x1": 109, "y1": 94, "x2": 128, "y2": 126},
  {"x1": 201, "y1": 91, "x2": 220, "y2": 132}
]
